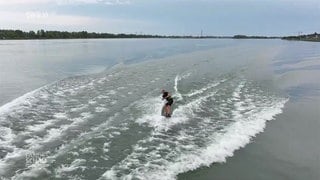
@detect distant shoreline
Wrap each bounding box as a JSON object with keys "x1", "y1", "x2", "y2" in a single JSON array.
[
  {"x1": 0, "y1": 29, "x2": 281, "y2": 40},
  {"x1": 281, "y1": 32, "x2": 320, "y2": 42},
  {"x1": 1, "y1": 29, "x2": 319, "y2": 42}
]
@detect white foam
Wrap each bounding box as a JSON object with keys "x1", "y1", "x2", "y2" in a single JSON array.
[
  {"x1": 153, "y1": 99, "x2": 288, "y2": 180},
  {"x1": 174, "y1": 75, "x2": 183, "y2": 101},
  {"x1": 136, "y1": 89, "x2": 217, "y2": 131},
  {"x1": 0, "y1": 87, "x2": 44, "y2": 118},
  {"x1": 186, "y1": 79, "x2": 226, "y2": 97},
  {"x1": 0, "y1": 126, "x2": 16, "y2": 143},
  {"x1": 53, "y1": 112, "x2": 68, "y2": 119},
  {"x1": 28, "y1": 112, "x2": 93, "y2": 146},
  {"x1": 0, "y1": 148, "x2": 29, "y2": 176},
  {"x1": 103, "y1": 142, "x2": 111, "y2": 153},
  {"x1": 232, "y1": 81, "x2": 245, "y2": 100},
  {"x1": 100, "y1": 80, "x2": 288, "y2": 180},
  {"x1": 6, "y1": 110, "x2": 113, "y2": 179},
  {"x1": 117, "y1": 87, "x2": 126, "y2": 90},
  {"x1": 135, "y1": 97, "x2": 186, "y2": 131},
  {"x1": 26, "y1": 119, "x2": 57, "y2": 132},
  {"x1": 88, "y1": 100, "x2": 97, "y2": 104},
  {"x1": 110, "y1": 100, "x2": 117, "y2": 105},
  {"x1": 95, "y1": 107, "x2": 108, "y2": 113},
  {"x1": 54, "y1": 90, "x2": 65, "y2": 97},
  {"x1": 70, "y1": 104, "x2": 88, "y2": 112},
  {"x1": 0, "y1": 109, "x2": 97, "y2": 178},
  {"x1": 173, "y1": 73, "x2": 191, "y2": 101},
  {"x1": 79, "y1": 147, "x2": 96, "y2": 154},
  {"x1": 8, "y1": 108, "x2": 127, "y2": 179},
  {"x1": 97, "y1": 77, "x2": 108, "y2": 84},
  {"x1": 70, "y1": 151, "x2": 79, "y2": 156},
  {"x1": 55, "y1": 159, "x2": 87, "y2": 177},
  {"x1": 41, "y1": 128, "x2": 65, "y2": 144},
  {"x1": 102, "y1": 97, "x2": 287, "y2": 180},
  {"x1": 96, "y1": 95, "x2": 109, "y2": 99},
  {"x1": 10, "y1": 156, "x2": 51, "y2": 179},
  {"x1": 80, "y1": 112, "x2": 93, "y2": 119},
  {"x1": 107, "y1": 90, "x2": 117, "y2": 95}
]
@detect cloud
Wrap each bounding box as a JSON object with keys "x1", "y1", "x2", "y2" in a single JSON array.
[
  {"x1": 0, "y1": 0, "x2": 131, "y2": 5},
  {"x1": 0, "y1": 0, "x2": 52, "y2": 5},
  {"x1": 0, "y1": 11, "x2": 98, "y2": 27},
  {"x1": 0, "y1": 10, "x2": 156, "y2": 34},
  {"x1": 55, "y1": 0, "x2": 132, "y2": 5}
]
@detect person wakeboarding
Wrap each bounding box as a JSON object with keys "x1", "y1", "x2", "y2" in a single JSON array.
[{"x1": 161, "y1": 89, "x2": 174, "y2": 117}]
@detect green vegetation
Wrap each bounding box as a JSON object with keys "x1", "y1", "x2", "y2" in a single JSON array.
[
  {"x1": 0, "y1": 29, "x2": 164, "y2": 40},
  {"x1": 233, "y1": 35, "x2": 279, "y2": 39},
  {"x1": 0, "y1": 29, "x2": 267, "y2": 40},
  {"x1": 282, "y1": 32, "x2": 320, "y2": 42},
  {"x1": 0, "y1": 29, "x2": 228, "y2": 40},
  {"x1": 1, "y1": 29, "x2": 318, "y2": 41}
]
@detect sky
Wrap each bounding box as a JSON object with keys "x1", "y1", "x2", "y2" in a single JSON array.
[{"x1": 0, "y1": 0, "x2": 319, "y2": 36}]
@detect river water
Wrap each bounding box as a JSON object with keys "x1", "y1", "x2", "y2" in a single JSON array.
[{"x1": 0, "y1": 39, "x2": 319, "y2": 180}]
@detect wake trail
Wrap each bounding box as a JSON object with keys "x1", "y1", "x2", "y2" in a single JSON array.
[
  {"x1": 174, "y1": 75, "x2": 183, "y2": 101},
  {"x1": 100, "y1": 80, "x2": 288, "y2": 180},
  {"x1": 173, "y1": 73, "x2": 191, "y2": 101},
  {"x1": 185, "y1": 78, "x2": 227, "y2": 98}
]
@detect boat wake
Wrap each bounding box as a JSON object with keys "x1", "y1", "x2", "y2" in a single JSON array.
[{"x1": 0, "y1": 60, "x2": 287, "y2": 180}]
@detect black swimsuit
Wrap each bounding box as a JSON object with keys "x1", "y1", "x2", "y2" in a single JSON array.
[
  {"x1": 166, "y1": 96, "x2": 173, "y2": 106},
  {"x1": 163, "y1": 91, "x2": 173, "y2": 106}
]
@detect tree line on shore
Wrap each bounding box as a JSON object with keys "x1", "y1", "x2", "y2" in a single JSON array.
[
  {"x1": 281, "y1": 32, "x2": 320, "y2": 42},
  {"x1": 0, "y1": 29, "x2": 276, "y2": 40},
  {"x1": 1, "y1": 29, "x2": 319, "y2": 41},
  {"x1": 0, "y1": 29, "x2": 227, "y2": 39},
  {"x1": 0, "y1": 29, "x2": 164, "y2": 39},
  {"x1": 232, "y1": 35, "x2": 279, "y2": 39}
]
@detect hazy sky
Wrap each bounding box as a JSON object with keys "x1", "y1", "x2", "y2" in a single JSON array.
[{"x1": 0, "y1": 0, "x2": 319, "y2": 36}]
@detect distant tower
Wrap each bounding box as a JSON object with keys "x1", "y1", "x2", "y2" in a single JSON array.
[
  {"x1": 200, "y1": 30, "x2": 203, "y2": 38},
  {"x1": 298, "y1": 31, "x2": 303, "y2": 40}
]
